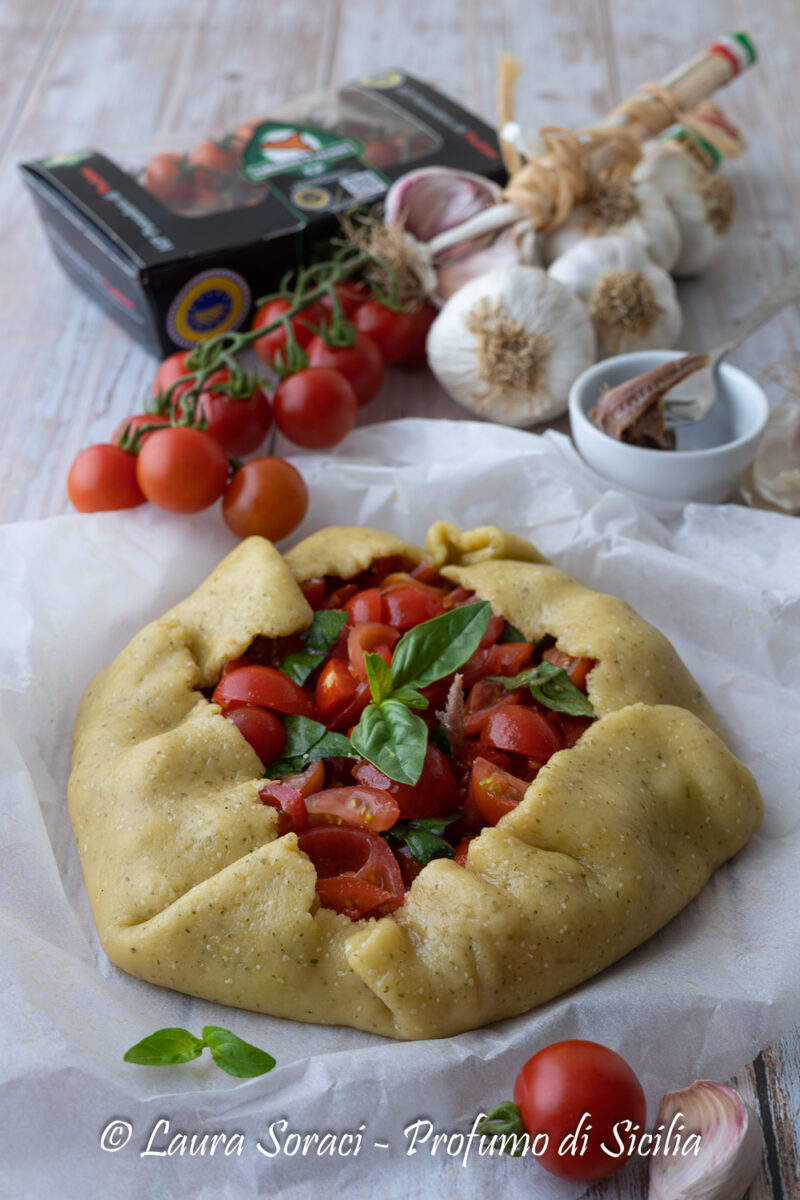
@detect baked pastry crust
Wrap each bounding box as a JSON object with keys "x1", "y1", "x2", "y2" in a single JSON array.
[{"x1": 68, "y1": 526, "x2": 762, "y2": 1039}]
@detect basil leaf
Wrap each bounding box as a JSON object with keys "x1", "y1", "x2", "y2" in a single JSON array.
[
  {"x1": 201, "y1": 1025, "x2": 276, "y2": 1079},
  {"x1": 350, "y1": 700, "x2": 428, "y2": 786},
  {"x1": 365, "y1": 652, "x2": 392, "y2": 704},
  {"x1": 267, "y1": 714, "x2": 355, "y2": 775},
  {"x1": 389, "y1": 685, "x2": 428, "y2": 710},
  {"x1": 383, "y1": 813, "x2": 462, "y2": 865},
  {"x1": 404, "y1": 829, "x2": 455, "y2": 864},
  {"x1": 490, "y1": 661, "x2": 595, "y2": 717},
  {"x1": 123, "y1": 1027, "x2": 204, "y2": 1067},
  {"x1": 279, "y1": 610, "x2": 347, "y2": 685},
  {"x1": 499, "y1": 620, "x2": 526, "y2": 644},
  {"x1": 390, "y1": 602, "x2": 492, "y2": 690}
]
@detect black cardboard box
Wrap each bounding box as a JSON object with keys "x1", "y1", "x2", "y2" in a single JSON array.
[{"x1": 20, "y1": 71, "x2": 504, "y2": 357}]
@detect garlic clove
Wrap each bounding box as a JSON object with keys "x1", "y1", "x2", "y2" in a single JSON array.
[
  {"x1": 435, "y1": 222, "x2": 539, "y2": 304},
  {"x1": 384, "y1": 167, "x2": 502, "y2": 243},
  {"x1": 548, "y1": 235, "x2": 682, "y2": 355},
  {"x1": 648, "y1": 1080, "x2": 764, "y2": 1200}
]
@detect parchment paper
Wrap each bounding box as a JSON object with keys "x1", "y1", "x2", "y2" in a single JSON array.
[{"x1": 1, "y1": 419, "x2": 798, "y2": 1200}]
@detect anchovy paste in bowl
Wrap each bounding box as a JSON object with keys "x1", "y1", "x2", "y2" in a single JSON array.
[{"x1": 67, "y1": 523, "x2": 762, "y2": 1039}]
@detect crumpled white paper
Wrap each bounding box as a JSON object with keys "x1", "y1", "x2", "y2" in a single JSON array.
[{"x1": 1, "y1": 419, "x2": 798, "y2": 1200}]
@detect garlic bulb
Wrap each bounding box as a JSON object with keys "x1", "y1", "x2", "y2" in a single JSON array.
[
  {"x1": 648, "y1": 1080, "x2": 763, "y2": 1200},
  {"x1": 633, "y1": 140, "x2": 735, "y2": 277},
  {"x1": 548, "y1": 236, "x2": 682, "y2": 355},
  {"x1": 543, "y1": 177, "x2": 681, "y2": 272},
  {"x1": 426, "y1": 265, "x2": 595, "y2": 425},
  {"x1": 383, "y1": 167, "x2": 537, "y2": 305},
  {"x1": 741, "y1": 398, "x2": 800, "y2": 514}
]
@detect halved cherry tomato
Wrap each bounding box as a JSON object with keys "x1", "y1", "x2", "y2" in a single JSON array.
[
  {"x1": 282, "y1": 759, "x2": 326, "y2": 797},
  {"x1": 479, "y1": 611, "x2": 505, "y2": 648},
  {"x1": 464, "y1": 682, "x2": 524, "y2": 737},
  {"x1": 462, "y1": 642, "x2": 534, "y2": 689},
  {"x1": 410, "y1": 562, "x2": 448, "y2": 586},
  {"x1": 300, "y1": 577, "x2": 326, "y2": 608},
  {"x1": 315, "y1": 876, "x2": 394, "y2": 920},
  {"x1": 483, "y1": 704, "x2": 564, "y2": 762},
  {"x1": 453, "y1": 835, "x2": 475, "y2": 866},
  {"x1": 470, "y1": 756, "x2": 530, "y2": 825},
  {"x1": 352, "y1": 743, "x2": 459, "y2": 819},
  {"x1": 381, "y1": 583, "x2": 447, "y2": 630},
  {"x1": 316, "y1": 660, "x2": 370, "y2": 729},
  {"x1": 347, "y1": 622, "x2": 400, "y2": 682},
  {"x1": 543, "y1": 647, "x2": 596, "y2": 691},
  {"x1": 392, "y1": 843, "x2": 426, "y2": 887},
  {"x1": 259, "y1": 781, "x2": 308, "y2": 835},
  {"x1": 305, "y1": 785, "x2": 399, "y2": 832},
  {"x1": 554, "y1": 714, "x2": 595, "y2": 748},
  {"x1": 297, "y1": 826, "x2": 404, "y2": 916},
  {"x1": 212, "y1": 665, "x2": 313, "y2": 717},
  {"x1": 344, "y1": 587, "x2": 383, "y2": 625},
  {"x1": 220, "y1": 654, "x2": 254, "y2": 677}
]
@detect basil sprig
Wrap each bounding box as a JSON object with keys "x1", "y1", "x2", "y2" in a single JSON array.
[
  {"x1": 351, "y1": 602, "x2": 491, "y2": 786},
  {"x1": 267, "y1": 714, "x2": 355, "y2": 776},
  {"x1": 279, "y1": 610, "x2": 347, "y2": 685},
  {"x1": 490, "y1": 660, "x2": 595, "y2": 717},
  {"x1": 124, "y1": 1025, "x2": 276, "y2": 1078},
  {"x1": 383, "y1": 812, "x2": 462, "y2": 865}
]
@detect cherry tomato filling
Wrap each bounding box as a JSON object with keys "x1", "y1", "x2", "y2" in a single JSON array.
[{"x1": 213, "y1": 555, "x2": 598, "y2": 919}]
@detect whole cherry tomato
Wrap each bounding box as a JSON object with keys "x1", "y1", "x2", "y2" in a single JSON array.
[
  {"x1": 319, "y1": 282, "x2": 372, "y2": 318},
  {"x1": 144, "y1": 153, "x2": 191, "y2": 207},
  {"x1": 152, "y1": 350, "x2": 195, "y2": 401},
  {"x1": 306, "y1": 331, "x2": 384, "y2": 407},
  {"x1": 396, "y1": 302, "x2": 437, "y2": 367},
  {"x1": 273, "y1": 368, "x2": 357, "y2": 449},
  {"x1": 112, "y1": 413, "x2": 170, "y2": 449},
  {"x1": 222, "y1": 457, "x2": 308, "y2": 542},
  {"x1": 512, "y1": 1040, "x2": 647, "y2": 1181},
  {"x1": 354, "y1": 301, "x2": 416, "y2": 363},
  {"x1": 136, "y1": 426, "x2": 229, "y2": 513},
  {"x1": 226, "y1": 706, "x2": 287, "y2": 764},
  {"x1": 251, "y1": 297, "x2": 326, "y2": 369},
  {"x1": 194, "y1": 382, "x2": 273, "y2": 456},
  {"x1": 67, "y1": 444, "x2": 145, "y2": 513},
  {"x1": 188, "y1": 140, "x2": 240, "y2": 179}
]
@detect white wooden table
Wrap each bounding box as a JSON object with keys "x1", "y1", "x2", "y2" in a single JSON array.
[{"x1": 0, "y1": 1, "x2": 798, "y2": 1195}]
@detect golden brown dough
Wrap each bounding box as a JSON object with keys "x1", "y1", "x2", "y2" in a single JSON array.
[{"x1": 68, "y1": 525, "x2": 762, "y2": 1039}]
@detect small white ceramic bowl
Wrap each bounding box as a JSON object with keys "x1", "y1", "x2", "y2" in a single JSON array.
[{"x1": 569, "y1": 350, "x2": 769, "y2": 505}]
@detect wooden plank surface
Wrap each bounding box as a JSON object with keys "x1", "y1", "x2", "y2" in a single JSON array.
[{"x1": 0, "y1": 1, "x2": 797, "y2": 1195}]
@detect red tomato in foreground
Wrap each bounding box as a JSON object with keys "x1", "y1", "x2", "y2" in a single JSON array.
[
  {"x1": 307, "y1": 331, "x2": 384, "y2": 407},
  {"x1": 513, "y1": 1040, "x2": 646, "y2": 1182},
  {"x1": 136, "y1": 427, "x2": 229, "y2": 513},
  {"x1": 212, "y1": 665, "x2": 313, "y2": 717},
  {"x1": 67, "y1": 444, "x2": 145, "y2": 513},
  {"x1": 226, "y1": 705, "x2": 287, "y2": 764},
  {"x1": 352, "y1": 743, "x2": 458, "y2": 820},
  {"x1": 222, "y1": 457, "x2": 308, "y2": 542},
  {"x1": 354, "y1": 301, "x2": 416, "y2": 363},
  {"x1": 273, "y1": 368, "x2": 357, "y2": 449}
]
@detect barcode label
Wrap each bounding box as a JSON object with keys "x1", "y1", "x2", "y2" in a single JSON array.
[{"x1": 339, "y1": 170, "x2": 386, "y2": 200}]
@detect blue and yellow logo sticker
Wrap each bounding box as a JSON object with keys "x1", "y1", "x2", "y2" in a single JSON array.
[{"x1": 167, "y1": 269, "x2": 250, "y2": 347}]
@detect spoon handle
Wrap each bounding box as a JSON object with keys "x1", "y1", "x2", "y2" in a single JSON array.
[{"x1": 711, "y1": 261, "x2": 800, "y2": 368}]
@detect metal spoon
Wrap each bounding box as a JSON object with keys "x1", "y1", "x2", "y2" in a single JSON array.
[{"x1": 665, "y1": 260, "x2": 800, "y2": 423}]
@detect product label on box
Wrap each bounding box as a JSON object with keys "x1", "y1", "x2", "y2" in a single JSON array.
[
  {"x1": 166, "y1": 268, "x2": 251, "y2": 347},
  {"x1": 241, "y1": 123, "x2": 362, "y2": 183}
]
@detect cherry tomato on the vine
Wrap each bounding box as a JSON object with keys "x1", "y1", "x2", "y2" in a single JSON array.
[
  {"x1": 67, "y1": 444, "x2": 145, "y2": 513},
  {"x1": 512, "y1": 1040, "x2": 647, "y2": 1181},
  {"x1": 251, "y1": 297, "x2": 326, "y2": 369},
  {"x1": 194, "y1": 382, "x2": 273, "y2": 456},
  {"x1": 112, "y1": 413, "x2": 170, "y2": 449},
  {"x1": 144, "y1": 153, "x2": 191, "y2": 207},
  {"x1": 273, "y1": 367, "x2": 357, "y2": 449},
  {"x1": 307, "y1": 331, "x2": 384, "y2": 407},
  {"x1": 396, "y1": 302, "x2": 437, "y2": 367},
  {"x1": 136, "y1": 426, "x2": 229, "y2": 513},
  {"x1": 222, "y1": 456, "x2": 308, "y2": 542},
  {"x1": 319, "y1": 282, "x2": 372, "y2": 318},
  {"x1": 354, "y1": 301, "x2": 416, "y2": 364},
  {"x1": 152, "y1": 350, "x2": 194, "y2": 401}
]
